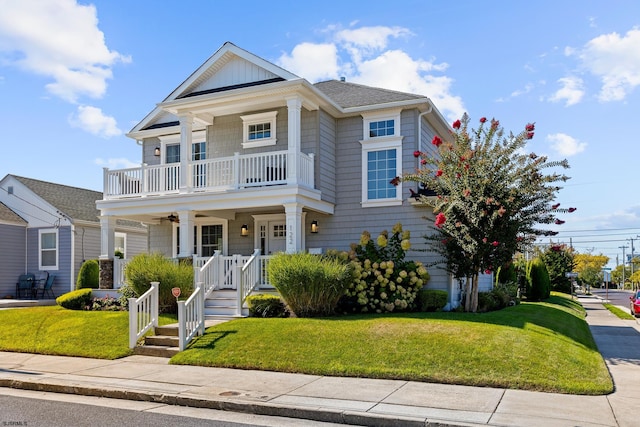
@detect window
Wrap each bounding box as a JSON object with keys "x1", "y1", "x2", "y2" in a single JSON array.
[
  {"x1": 115, "y1": 232, "x2": 126, "y2": 259},
  {"x1": 39, "y1": 229, "x2": 58, "y2": 270},
  {"x1": 369, "y1": 120, "x2": 395, "y2": 138},
  {"x1": 192, "y1": 141, "x2": 206, "y2": 161},
  {"x1": 367, "y1": 149, "x2": 397, "y2": 200},
  {"x1": 241, "y1": 111, "x2": 277, "y2": 148},
  {"x1": 360, "y1": 110, "x2": 403, "y2": 207},
  {"x1": 201, "y1": 225, "x2": 223, "y2": 257},
  {"x1": 166, "y1": 144, "x2": 180, "y2": 163}
]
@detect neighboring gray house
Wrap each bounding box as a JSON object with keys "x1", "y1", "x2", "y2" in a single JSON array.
[
  {"x1": 96, "y1": 42, "x2": 488, "y2": 310},
  {"x1": 0, "y1": 174, "x2": 148, "y2": 299}
]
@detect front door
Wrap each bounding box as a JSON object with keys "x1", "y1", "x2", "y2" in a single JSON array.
[{"x1": 266, "y1": 221, "x2": 286, "y2": 255}]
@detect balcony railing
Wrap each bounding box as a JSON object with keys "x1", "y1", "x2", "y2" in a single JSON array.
[{"x1": 103, "y1": 150, "x2": 314, "y2": 199}]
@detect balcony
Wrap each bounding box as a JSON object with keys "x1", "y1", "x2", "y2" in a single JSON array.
[{"x1": 103, "y1": 150, "x2": 315, "y2": 200}]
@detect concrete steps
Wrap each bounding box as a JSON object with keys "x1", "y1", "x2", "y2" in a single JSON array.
[{"x1": 133, "y1": 325, "x2": 180, "y2": 358}]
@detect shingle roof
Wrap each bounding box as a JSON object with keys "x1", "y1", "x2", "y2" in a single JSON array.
[
  {"x1": 13, "y1": 175, "x2": 102, "y2": 223},
  {"x1": 0, "y1": 201, "x2": 26, "y2": 225},
  {"x1": 313, "y1": 79, "x2": 427, "y2": 109}
]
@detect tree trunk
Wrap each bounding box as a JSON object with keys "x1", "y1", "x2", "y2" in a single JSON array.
[
  {"x1": 464, "y1": 276, "x2": 471, "y2": 312},
  {"x1": 470, "y1": 272, "x2": 479, "y2": 312}
]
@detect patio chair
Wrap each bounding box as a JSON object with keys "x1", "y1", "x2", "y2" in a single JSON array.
[
  {"x1": 15, "y1": 273, "x2": 36, "y2": 299},
  {"x1": 40, "y1": 274, "x2": 55, "y2": 299}
]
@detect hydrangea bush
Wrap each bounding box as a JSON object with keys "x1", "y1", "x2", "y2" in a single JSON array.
[{"x1": 332, "y1": 223, "x2": 430, "y2": 313}]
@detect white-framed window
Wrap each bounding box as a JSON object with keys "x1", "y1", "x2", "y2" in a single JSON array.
[
  {"x1": 240, "y1": 111, "x2": 277, "y2": 148},
  {"x1": 360, "y1": 110, "x2": 403, "y2": 207},
  {"x1": 115, "y1": 232, "x2": 126, "y2": 259},
  {"x1": 158, "y1": 130, "x2": 206, "y2": 164},
  {"x1": 39, "y1": 229, "x2": 58, "y2": 270},
  {"x1": 173, "y1": 220, "x2": 227, "y2": 258}
]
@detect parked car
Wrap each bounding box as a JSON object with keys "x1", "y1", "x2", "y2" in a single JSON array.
[{"x1": 630, "y1": 291, "x2": 640, "y2": 317}]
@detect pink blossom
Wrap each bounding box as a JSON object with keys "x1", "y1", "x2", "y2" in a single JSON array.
[
  {"x1": 435, "y1": 169, "x2": 443, "y2": 177},
  {"x1": 480, "y1": 117, "x2": 487, "y2": 123},
  {"x1": 552, "y1": 203, "x2": 560, "y2": 209},
  {"x1": 568, "y1": 207, "x2": 577, "y2": 212},
  {"x1": 555, "y1": 219, "x2": 565, "y2": 225},
  {"x1": 390, "y1": 176, "x2": 400, "y2": 186},
  {"x1": 526, "y1": 131, "x2": 534, "y2": 139},
  {"x1": 492, "y1": 241, "x2": 499, "y2": 247},
  {"x1": 432, "y1": 135, "x2": 443, "y2": 146},
  {"x1": 482, "y1": 237, "x2": 488, "y2": 243},
  {"x1": 525, "y1": 123, "x2": 535, "y2": 132},
  {"x1": 485, "y1": 269, "x2": 492, "y2": 274},
  {"x1": 452, "y1": 119, "x2": 461, "y2": 129},
  {"x1": 421, "y1": 159, "x2": 427, "y2": 165},
  {"x1": 413, "y1": 150, "x2": 421, "y2": 158},
  {"x1": 435, "y1": 212, "x2": 446, "y2": 228}
]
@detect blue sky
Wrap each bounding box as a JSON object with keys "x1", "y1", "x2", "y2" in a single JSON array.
[{"x1": 1, "y1": 0, "x2": 639, "y2": 266}]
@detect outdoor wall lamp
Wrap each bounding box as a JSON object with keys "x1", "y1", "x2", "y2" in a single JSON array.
[
  {"x1": 241, "y1": 224, "x2": 249, "y2": 236},
  {"x1": 154, "y1": 147, "x2": 161, "y2": 156},
  {"x1": 311, "y1": 220, "x2": 318, "y2": 234}
]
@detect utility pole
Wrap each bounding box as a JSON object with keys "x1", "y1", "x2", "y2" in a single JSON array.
[{"x1": 619, "y1": 245, "x2": 629, "y2": 288}]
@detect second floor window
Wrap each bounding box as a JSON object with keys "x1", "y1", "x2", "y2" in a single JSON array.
[
  {"x1": 166, "y1": 144, "x2": 180, "y2": 163},
  {"x1": 369, "y1": 120, "x2": 395, "y2": 138},
  {"x1": 241, "y1": 111, "x2": 277, "y2": 148}
]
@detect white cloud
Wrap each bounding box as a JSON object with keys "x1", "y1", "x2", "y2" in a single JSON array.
[
  {"x1": 276, "y1": 25, "x2": 464, "y2": 121},
  {"x1": 69, "y1": 105, "x2": 121, "y2": 138},
  {"x1": 278, "y1": 43, "x2": 338, "y2": 82},
  {"x1": 576, "y1": 28, "x2": 640, "y2": 102},
  {"x1": 94, "y1": 157, "x2": 139, "y2": 170},
  {"x1": 548, "y1": 76, "x2": 585, "y2": 106},
  {"x1": 547, "y1": 133, "x2": 587, "y2": 157},
  {"x1": 0, "y1": 0, "x2": 129, "y2": 103}
]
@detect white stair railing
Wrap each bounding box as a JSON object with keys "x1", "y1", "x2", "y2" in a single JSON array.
[
  {"x1": 177, "y1": 281, "x2": 205, "y2": 351},
  {"x1": 128, "y1": 281, "x2": 159, "y2": 349},
  {"x1": 236, "y1": 249, "x2": 261, "y2": 315},
  {"x1": 196, "y1": 250, "x2": 222, "y2": 296}
]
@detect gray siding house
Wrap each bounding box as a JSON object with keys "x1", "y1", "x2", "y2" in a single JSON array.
[
  {"x1": 97, "y1": 42, "x2": 486, "y2": 310},
  {"x1": 0, "y1": 175, "x2": 147, "y2": 299}
]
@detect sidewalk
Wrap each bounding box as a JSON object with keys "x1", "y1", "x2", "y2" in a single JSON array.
[{"x1": 0, "y1": 296, "x2": 639, "y2": 427}]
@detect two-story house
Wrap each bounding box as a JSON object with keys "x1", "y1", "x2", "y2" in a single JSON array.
[{"x1": 97, "y1": 42, "x2": 468, "y2": 311}]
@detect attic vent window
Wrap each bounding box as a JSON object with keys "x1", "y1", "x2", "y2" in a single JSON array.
[
  {"x1": 7, "y1": 186, "x2": 13, "y2": 194},
  {"x1": 241, "y1": 111, "x2": 277, "y2": 149}
]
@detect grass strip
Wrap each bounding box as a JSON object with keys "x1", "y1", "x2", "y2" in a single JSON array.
[{"x1": 603, "y1": 303, "x2": 636, "y2": 320}]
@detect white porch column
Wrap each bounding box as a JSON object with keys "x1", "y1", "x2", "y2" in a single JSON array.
[
  {"x1": 284, "y1": 202, "x2": 303, "y2": 253},
  {"x1": 286, "y1": 96, "x2": 302, "y2": 184},
  {"x1": 179, "y1": 114, "x2": 193, "y2": 193},
  {"x1": 178, "y1": 210, "x2": 196, "y2": 258},
  {"x1": 99, "y1": 216, "x2": 116, "y2": 259}
]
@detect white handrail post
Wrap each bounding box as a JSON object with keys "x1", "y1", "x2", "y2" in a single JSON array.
[
  {"x1": 233, "y1": 152, "x2": 240, "y2": 189},
  {"x1": 177, "y1": 300, "x2": 186, "y2": 351},
  {"x1": 128, "y1": 297, "x2": 137, "y2": 348},
  {"x1": 236, "y1": 264, "x2": 243, "y2": 316},
  {"x1": 150, "y1": 281, "x2": 159, "y2": 328},
  {"x1": 198, "y1": 281, "x2": 205, "y2": 335}
]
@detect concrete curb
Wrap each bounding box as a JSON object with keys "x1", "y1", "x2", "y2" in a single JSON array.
[{"x1": 0, "y1": 377, "x2": 476, "y2": 427}]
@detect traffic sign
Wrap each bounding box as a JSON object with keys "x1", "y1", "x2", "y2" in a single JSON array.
[{"x1": 602, "y1": 268, "x2": 611, "y2": 271}]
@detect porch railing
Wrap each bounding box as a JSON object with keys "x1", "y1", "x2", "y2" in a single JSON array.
[
  {"x1": 236, "y1": 249, "x2": 262, "y2": 315},
  {"x1": 128, "y1": 281, "x2": 159, "y2": 349},
  {"x1": 177, "y1": 282, "x2": 205, "y2": 351},
  {"x1": 104, "y1": 151, "x2": 315, "y2": 199}
]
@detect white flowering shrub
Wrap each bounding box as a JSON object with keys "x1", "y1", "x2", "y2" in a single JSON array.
[{"x1": 331, "y1": 223, "x2": 430, "y2": 314}]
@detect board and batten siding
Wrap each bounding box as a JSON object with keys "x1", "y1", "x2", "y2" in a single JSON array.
[{"x1": 0, "y1": 223, "x2": 26, "y2": 297}]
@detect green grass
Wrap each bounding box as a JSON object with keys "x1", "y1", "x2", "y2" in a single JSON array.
[
  {"x1": 0, "y1": 294, "x2": 613, "y2": 395},
  {"x1": 171, "y1": 293, "x2": 612, "y2": 395},
  {"x1": 0, "y1": 306, "x2": 177, "y2": 359},
  {"x1": 603, "y1": 303, "x2": 636, "y2": 320}
]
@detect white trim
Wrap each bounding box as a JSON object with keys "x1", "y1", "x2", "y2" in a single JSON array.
[
  {"x1": 115, "y1": 232, "x2": 127, "y2": 258},
  {"x1": 361, "y1": 109, "x2": 402, "y2": 141},
  {"x1": 240, "y1": 111, "x2": 277, "y2": 148},
  {"x1": 38, "y1": 228, "x2": 59, "y2": 271},
  {"x1": 360, "y1": 136, "x2": 403, "y2": 207},
  {"x1": 172, "y1": 219, "x2": 228, "y2": 257}
]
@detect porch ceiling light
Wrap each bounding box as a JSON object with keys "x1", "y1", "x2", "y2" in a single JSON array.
[
  {"x1": 241, "y1": 224, "x2": 249, "y2": 237},
  {"x1": 154, "y1": 147, "x2": 161, "y2": 156},
  {"x1": 311, "y1": 220, "x2": 318, "y2": 234}
]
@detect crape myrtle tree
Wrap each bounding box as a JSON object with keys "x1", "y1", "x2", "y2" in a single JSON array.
[{"x1": 401, "y1": 114, "x2": 575, "y2": 312}]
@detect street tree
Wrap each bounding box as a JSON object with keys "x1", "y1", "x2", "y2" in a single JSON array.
[
  {"x1": 402, "y1": 114, "x2": 573, "y2": 312},
  {"x1": 540, "y1": 243, "x2": 575, "y2": 293}
]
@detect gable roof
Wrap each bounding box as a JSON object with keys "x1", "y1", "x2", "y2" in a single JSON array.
[
  {"x1": 0, "y1": 201, "x2": 26, "y2": 225},
  {"x1": 313, "y1": 80, "x2": 427, "y2": 109},
  {"x1": 12, "y1": 175, "x2": 102, "y2": 223}
]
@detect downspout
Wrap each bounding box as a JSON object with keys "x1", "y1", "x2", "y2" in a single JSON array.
[{"x1": 70, "y1": 222, "x2": 76, "y2": 293}]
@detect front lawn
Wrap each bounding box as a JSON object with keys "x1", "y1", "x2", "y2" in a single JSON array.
[
  {"x1": 0, "y1": 306, "x2": 177, "y2": 359},
  {"x1": 171, "y1": 293, "x2": 613, "y2": 395}
]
